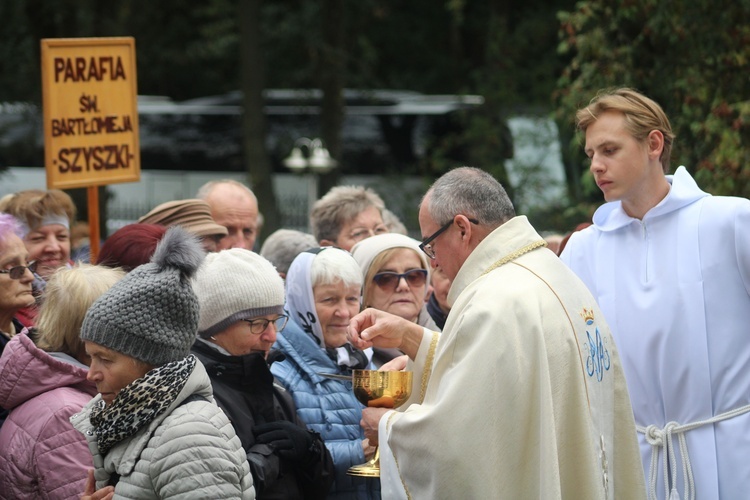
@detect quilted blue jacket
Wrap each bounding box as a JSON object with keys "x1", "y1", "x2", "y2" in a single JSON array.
[{"x1": 271, "y1": 320, "x2": 380, "y2": 499}]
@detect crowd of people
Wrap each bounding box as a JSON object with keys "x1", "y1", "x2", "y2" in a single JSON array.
[{"x1": 0, "y1": 87, "x2": 747, "y2": 499}]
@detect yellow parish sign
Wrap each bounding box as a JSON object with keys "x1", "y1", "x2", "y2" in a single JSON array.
[{"x1": 41, "y1": 37, "x2": 140, "y2": 189}]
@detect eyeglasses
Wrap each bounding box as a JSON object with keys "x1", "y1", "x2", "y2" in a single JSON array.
[
  {"x1": 419, "y1": 217, "x2": 479, "y2": 259},
  {"x1": 241, "y1": 315, "x2": 289, "y2": 335},
  {"x1": 349, "y1": 224, "x2": 389, "y2": 243},
  {"x1": 372, "y1": 269, "x2": 428, "y2": 290},
  {"x1": 0, "y1": 261, "x2": 37, "y2": 280}
]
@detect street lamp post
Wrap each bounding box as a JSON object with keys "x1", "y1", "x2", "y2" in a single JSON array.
[{"x1": 283, "y1": 138, "x2": 338, "y2": 229}]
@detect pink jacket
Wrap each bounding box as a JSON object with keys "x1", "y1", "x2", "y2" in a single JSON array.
[{"x1": 0, "y1": 332, "x2": 97, "y2": 499}]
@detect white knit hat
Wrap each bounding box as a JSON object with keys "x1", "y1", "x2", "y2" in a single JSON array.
[
  {"x1": 350, "y1": 233, "x2": 431, "y2": 284},
  {"x1": 193, "y1": 248, "x2": 285, "y2": 338}
]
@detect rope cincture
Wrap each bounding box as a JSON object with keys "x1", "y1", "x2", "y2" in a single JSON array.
[{"x1": 637, "y1": 403, "x2": 750, "y2": 500}]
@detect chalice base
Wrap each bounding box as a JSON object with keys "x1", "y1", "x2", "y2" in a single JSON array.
[{"x1": 347, "y1": 447, "x2": 381, "y2": 477}]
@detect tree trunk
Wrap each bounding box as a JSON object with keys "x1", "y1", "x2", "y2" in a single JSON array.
[
  {"x1": 318, "y1": 0, "x2": 345, "y2": 198},
  {"x1": 238, "y1": 0, "x2": 280, "y2": 241}
]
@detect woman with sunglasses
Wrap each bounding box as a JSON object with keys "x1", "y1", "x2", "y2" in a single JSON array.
[
  {"x1": 0, "y1": 213, "x2": 36, "y2": 355},
  {"x1": 271, "y1": 247, "x2": 381, "y2": 499},
  {"x1": 351, "y1": 233, "x2": 440, "y2": 367}
]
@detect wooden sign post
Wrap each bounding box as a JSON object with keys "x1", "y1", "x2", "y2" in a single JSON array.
[{"x1": 40, "y1": 37, "x2": 140, "y2": 262}]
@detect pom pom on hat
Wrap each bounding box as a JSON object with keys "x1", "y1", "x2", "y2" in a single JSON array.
[
  {"x1": 80, "y1": 226, "x2": 205, "y2": 366},
  {"x1": 193, "y1": 249, "x2": 285, "y2": 338}
]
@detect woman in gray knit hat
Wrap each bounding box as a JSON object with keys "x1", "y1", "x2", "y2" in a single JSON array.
[
  {"x1": 191, "y1": 248, "x2": 334, "y2": 499},
  {"x1": 71, "y1": 227, "x2": 254, "y2": 499}
]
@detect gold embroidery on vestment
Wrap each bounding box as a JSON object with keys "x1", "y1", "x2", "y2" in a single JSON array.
[{"x1": 480, "y1": 239, "x2": 548, "y2": 277}]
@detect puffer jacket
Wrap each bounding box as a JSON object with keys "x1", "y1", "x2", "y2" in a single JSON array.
[
  {"x1": 70, "y1": 358, "x2": 254, "y2": 499},
  {"x1": 0, "y1": 331, "x2": 96, "y2": 500},
  {"x1": 271, "y1": 320, "x2": 381, "y2": 499},
  {"x1": 191, "y1": 340, "x2": 334, "y2": 500}
]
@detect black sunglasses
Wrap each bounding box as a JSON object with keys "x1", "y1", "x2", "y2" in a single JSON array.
[
  {"x1": 0, "y1": 261, "x2": 37, "y2": 280},
  {"x1": 372, "y1": 269, "x2": 428, "y2": 290}
]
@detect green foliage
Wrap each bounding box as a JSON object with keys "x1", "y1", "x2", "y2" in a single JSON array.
[
  {"x1": 115, "y1": 0, "x2": 241, "y2": 99},
  {"x1": 556, "y1": 0, "x2": 750, "y2": 199},
  {"x1": 0, "y1": 2, "x2": 38, "y2": 103},
  {"x1": 0, "y1": 0, "x2": 578, "y2": 204},
  {"x1": 693, "y1": 100, "x2": 750, "y2": 197},
  {"x1": 527, "y1": 200, "x2": 596, "y2": 235}
]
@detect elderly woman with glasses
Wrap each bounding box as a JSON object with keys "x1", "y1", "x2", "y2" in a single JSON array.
[
  {"x1": 271, "y1": 247, "x2": 381, "y2": 499},
  {"x1": 0, "y1": 190, "x2": 77, "y2": 328},
  {"x1": 309, "y1": 185, "x2": 389, "y2": 251},
  {"x1": 351, "y1": 233, "x2": 440, "y2": 367},
  {"x1": 191, "y1": 248, "x2": 334, "y2": 499},
  {"x1": 0, "y1": 213, "x2": 36, "y2": 355}
]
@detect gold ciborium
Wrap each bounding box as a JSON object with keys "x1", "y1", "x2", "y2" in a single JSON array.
[{"x1": 347, "y1": 369, "x2": 413, "y2": 478}]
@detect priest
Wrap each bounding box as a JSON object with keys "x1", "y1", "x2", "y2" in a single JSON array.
[{"x1": 348, "y1": 167, "x2": 646, "y2": 499}]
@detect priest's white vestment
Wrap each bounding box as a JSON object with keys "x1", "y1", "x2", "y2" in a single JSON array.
[{"x1": 378, "y1": 216, "x2": 645, "y2": 499}]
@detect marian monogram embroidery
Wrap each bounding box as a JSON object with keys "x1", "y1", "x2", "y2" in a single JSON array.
[{"x1": 580, "y1": 308, "x2": 611, "y2": 381}]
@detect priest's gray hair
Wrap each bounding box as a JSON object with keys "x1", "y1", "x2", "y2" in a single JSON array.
[{"x1": 421, "y1": 166, "x2": 515, "y2": 229}]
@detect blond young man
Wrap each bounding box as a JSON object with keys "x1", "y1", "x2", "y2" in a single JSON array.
[{"x1": 560, "y1": 88, "x2": 750, "y2": 500}]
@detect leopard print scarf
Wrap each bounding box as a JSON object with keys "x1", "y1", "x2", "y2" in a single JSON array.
[{"x1": 90, "y1": 355, "x2": 196, "y2": 456}]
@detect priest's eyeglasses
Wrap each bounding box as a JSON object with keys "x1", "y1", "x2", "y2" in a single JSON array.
[
  {"x1": 0, "y1": 261, "x2": 37, "y2": 280},
  {"x1": 242, "y1": 315, "x2": 289, "y2": 335},
  {"x1": 372, "y1": 269, "x2": 428, "y2": 291},
  {"x1": 419, "y1": 217, "x2": 479, "y2": 259}
]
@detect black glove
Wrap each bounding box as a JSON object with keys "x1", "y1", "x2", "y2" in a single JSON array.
[{"x1": 253, "y1": 420, "x2": 317, "y2": 463}]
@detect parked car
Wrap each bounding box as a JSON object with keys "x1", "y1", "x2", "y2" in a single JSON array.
[{"x1": 1, "y1": 89, "x2": 484, "y2": 176}]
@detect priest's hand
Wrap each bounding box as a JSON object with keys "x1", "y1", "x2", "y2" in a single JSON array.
[
  {"x1": 348, "y1": 308, "x2": 423, "y2": 359},
  {"x1": 361, "y1": 407, "x2": 390, "y2": 446},
  {"x1": 379, "y1": 354, "x2": 408, "y2": 372},
  {"x1": 362, "y1": 438, "x2": 377, "y2": 460}
]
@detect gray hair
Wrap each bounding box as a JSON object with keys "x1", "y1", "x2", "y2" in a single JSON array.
[
  {"x1": 381, "y1": 208, "x2": 408, "y2": 235},
  {"x1": 260, "y1": 229, "x2": 318, "y2": 275},
  {"x1": 421, "y1": 167, "x2": 515, "y2": 228},
  {"x1": 196, "y1": 179, "x2": 257, "y2": 203},
  {"x1": 310, "y1": 186, "x2": 385, "y2": 243},
  {"x1": 310, "y1": 247, "x2": 362, "y2": 289}
]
